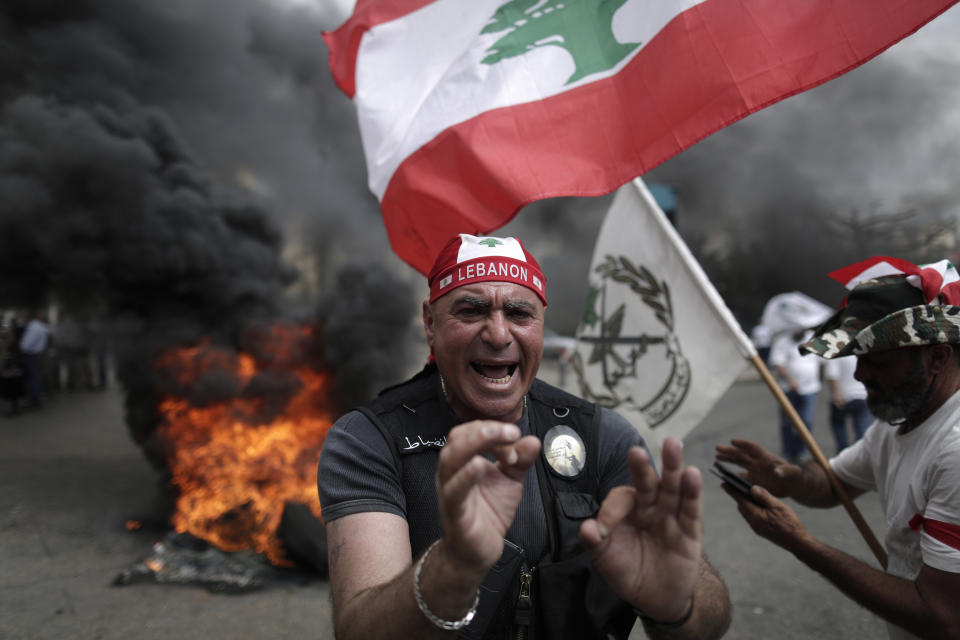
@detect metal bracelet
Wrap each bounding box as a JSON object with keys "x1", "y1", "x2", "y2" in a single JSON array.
[{"x1": 413, "y1": 539, "x2": 480, "y2": 631}]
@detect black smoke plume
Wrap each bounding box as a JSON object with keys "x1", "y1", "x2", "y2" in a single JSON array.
[{"x1": 0, "y1": 0, "x2": 415, "y2": 471}]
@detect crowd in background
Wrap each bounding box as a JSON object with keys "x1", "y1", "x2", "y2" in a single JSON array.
[
  {"x1": 752, "y1": 322, "x2": 873, "y2": 460},
  {"x1": 0, "y1": 308, "x2": 110, "y2": 417}
]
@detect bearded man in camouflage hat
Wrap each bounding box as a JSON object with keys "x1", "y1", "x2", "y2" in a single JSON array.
[{"x1": 717, "y1": 257, "x2": 960, "y2": 640}]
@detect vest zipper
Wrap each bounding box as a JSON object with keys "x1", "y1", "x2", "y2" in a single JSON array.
[{"x1": 514, "y1": 565, "x2": 533, "y2": 640}]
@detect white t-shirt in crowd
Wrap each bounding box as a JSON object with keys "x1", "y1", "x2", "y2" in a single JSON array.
[
  {"x1": 769, "y1": 330, "x2": 822, "y2": 395},
  {"x1": 823, "y1": 356, "x2": 868, "y2": 402}
]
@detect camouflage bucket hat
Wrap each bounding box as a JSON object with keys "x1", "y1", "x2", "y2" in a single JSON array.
[{"x1": 800, "y1": 275, "x2": 960, "y2": 359}]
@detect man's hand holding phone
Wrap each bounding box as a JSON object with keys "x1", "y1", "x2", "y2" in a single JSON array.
[
  {"x1": 714, "y1": 439, "x2": 803, "y2": 498},
  {"x1": 709, "y1": 461, "x2": 766, "y2": 507}
]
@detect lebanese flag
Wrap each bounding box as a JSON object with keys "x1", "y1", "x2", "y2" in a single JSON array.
[{"x1": 325, "y1": 0, "x2": 958, "y2": 274}]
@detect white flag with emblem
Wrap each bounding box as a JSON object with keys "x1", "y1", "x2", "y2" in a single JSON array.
[{"x1": 572, "y1": 178, "x2": 756, "y2": 448}]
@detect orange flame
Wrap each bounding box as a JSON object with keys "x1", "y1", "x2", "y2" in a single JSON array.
[{"x1": 154, "y1": 325, "x2": 333, "y2": 566}]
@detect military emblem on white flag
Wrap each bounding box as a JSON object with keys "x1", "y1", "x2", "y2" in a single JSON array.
[
  {"x1": 572, "y1": 179, "x2": 756, "y2": 443},
  {"x1": 575, "y1": 255, "x2": 691, "y2": 426}
]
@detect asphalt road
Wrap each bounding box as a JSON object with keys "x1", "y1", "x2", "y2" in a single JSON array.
[{"x1": 0, "y1": 367, "x2": 888, "y2": 639}]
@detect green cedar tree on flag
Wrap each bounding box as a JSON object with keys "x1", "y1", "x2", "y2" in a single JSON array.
[
  {"x1": 572, "y1": 178, "x2": 755, "y2": 447},
  {"x1": 325, "y1": 0, "x2": 958, "y2": 273}
]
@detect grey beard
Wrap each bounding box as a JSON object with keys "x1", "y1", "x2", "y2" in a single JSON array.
[{"x1": 866, "y1": 367, "x2": 931, "y2": 425}]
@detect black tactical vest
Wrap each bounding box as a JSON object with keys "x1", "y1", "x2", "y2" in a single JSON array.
[{"x1": 358, "y1": 366, "x2": 635, "y2": 640}]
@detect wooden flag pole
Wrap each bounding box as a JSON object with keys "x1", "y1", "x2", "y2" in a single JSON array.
[{"x1": 749, "y1": 354, "x2": 888, "y2": 569}]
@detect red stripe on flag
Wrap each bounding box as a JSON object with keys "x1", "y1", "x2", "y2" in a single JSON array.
[
  {"x1": 910, "y1": 514, "x2": 960, "y2": 551},
  {"x1": 323, "y1": 0, "x2": 433, "y2": 97},
  {"x1": 379, "y1": 0, "x2": 957, "y2": 273}
]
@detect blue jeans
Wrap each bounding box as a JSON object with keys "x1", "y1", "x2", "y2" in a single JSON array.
[
  {"x1": 780, "y1": 391, "x2": 816, "y2": 462},
  {"x1": 830, "y1": 398, "x2": 872, "y2": 453},
  {"x1": 22, "y1": 353, "x2": 44, "y2": 407}
]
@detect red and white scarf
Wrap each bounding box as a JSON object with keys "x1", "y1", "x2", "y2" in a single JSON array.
[{"x1": 828, "y1": 256, "x2": 960, "y2": 305}]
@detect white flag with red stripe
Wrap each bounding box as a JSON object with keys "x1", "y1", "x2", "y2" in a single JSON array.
[{"x1": 325, "y1": 0, "x2": 957, "y2": 273}]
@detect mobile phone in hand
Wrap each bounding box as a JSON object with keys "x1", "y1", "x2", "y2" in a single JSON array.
[{"x1": 710, "y1": 461, "x2": 765, "y2": 506}]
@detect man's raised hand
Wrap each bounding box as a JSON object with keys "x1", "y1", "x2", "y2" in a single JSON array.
[
  {"x1": 435, "y1": 420, "x2": 540, "y2": 575},
  {"x1": 579, "y1": 437, "x2": 702, "y2": 623}
]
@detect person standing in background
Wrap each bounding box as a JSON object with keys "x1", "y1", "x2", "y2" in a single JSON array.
[
  {"x1": 56, "y1": 313, "x2": 91, "y2": 391},
  {"x1": 768, "y1": 328, "x2": 822, "y2": 463},
  {"x1": 824, "y1": 355, "x2": 873, "y2": 453},
  {"x1": 18, "y1": 309, "x2": 50, "y2": 409},
  {"x1": 751, "y1": 323, "x2": 772, "y2": 365}
]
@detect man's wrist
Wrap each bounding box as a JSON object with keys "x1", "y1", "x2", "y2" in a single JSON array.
[
  {"x1": 787, "y1": 529, "x2": 825, "y2": 561},
  {"x1": 636, "y1": 594, "x2": 694, "y2": 629},
  {"x1": 431, "y1": 536, "x2": 494, "y2": 585},
  {"x1": 413, "y1": 540, "x2": 480, "y2": 631}
]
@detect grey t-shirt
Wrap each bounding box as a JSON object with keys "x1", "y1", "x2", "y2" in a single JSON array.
[{"x1": 317, "y1": 393, "x2": 647, "y2": 564}]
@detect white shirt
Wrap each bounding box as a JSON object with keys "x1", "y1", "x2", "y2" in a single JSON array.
[
  {"x1": 823, "y1": 356, "x2": 868, "y2": 402},
  {"x1": 751, "y1": 324, "x2": 772, "y2": 349},
  {"x1": 830, "y1": 390, "x2": 960, "y2": 639},
  {"x1": 769, "y1": 330, "x2": 822, "y2": 395},
  {"x1": 19, "y1": 319, "x2": 50, "y2": 355}
]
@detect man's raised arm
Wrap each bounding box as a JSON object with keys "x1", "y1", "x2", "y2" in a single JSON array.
[
  {"x1": 580, "y1": 437, "x2": 732, "y2": 640},
  {"x1": 727, "y1": 485, "x2": 960, "y2": 639},
  {"x1": 325, "y1": 420, "x2": 540, "y2": 639}
]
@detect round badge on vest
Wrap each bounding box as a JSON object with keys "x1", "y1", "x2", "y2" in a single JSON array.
[{"x1": 542, "y1": 425, "x2": 586, "y2": 478}]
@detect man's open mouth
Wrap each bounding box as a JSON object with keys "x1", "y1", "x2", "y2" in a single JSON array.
[{"x1": 471, "y1": 362, "x2": 517, "y2": 384}]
